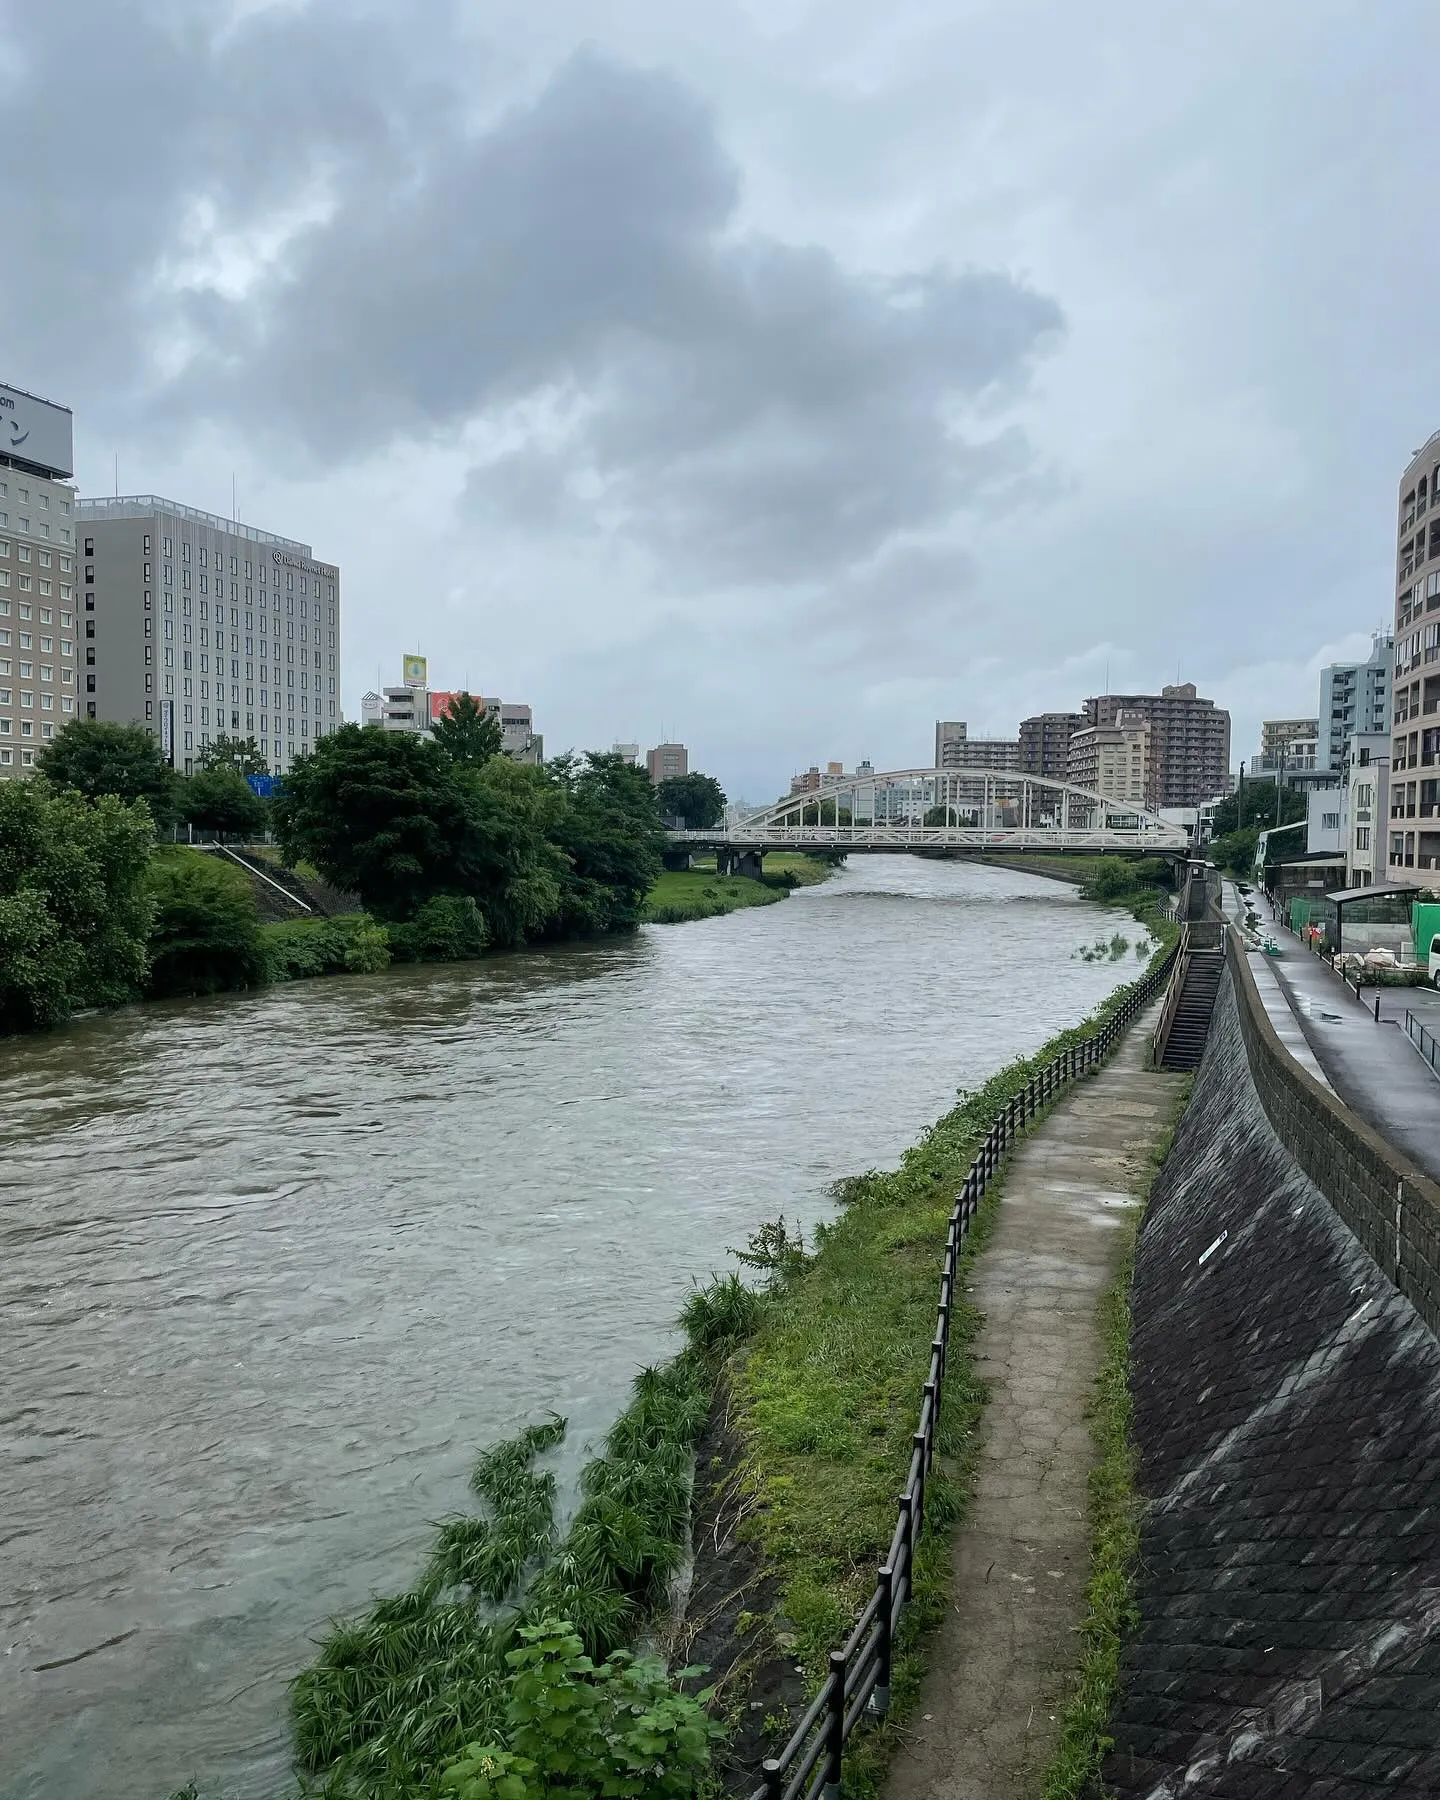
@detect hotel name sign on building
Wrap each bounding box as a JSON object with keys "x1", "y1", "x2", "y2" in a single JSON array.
[
  {"x1": 0, "y1": 382, "x2": 74, "y2": 480},
  {"x1": 272, "y1": 548, "x2": 337, "y2": 581}
]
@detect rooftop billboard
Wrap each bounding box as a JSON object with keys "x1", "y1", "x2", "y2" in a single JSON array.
[{"x1": 0, "y1": 383, "x2": 74, "y2": 479}]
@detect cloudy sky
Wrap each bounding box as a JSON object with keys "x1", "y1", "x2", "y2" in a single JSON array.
[{"x1": 1, "y1": 0, "x2": 1428, "y2": 798}]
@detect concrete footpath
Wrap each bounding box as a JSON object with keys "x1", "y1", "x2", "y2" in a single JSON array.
[{"x1": 885, "y1": 1006, "x2": 1188, "y2": 1800}]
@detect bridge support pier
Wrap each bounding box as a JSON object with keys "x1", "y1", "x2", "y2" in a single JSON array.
[
  {"x1": 731, "y1": 849, "x2": 765, "y2": 881},
  {"x1": 661, "y1": 849, "x2": 693, "y2": 872}
]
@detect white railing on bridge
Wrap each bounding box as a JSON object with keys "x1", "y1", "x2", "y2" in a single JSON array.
[{"x1": 675, "y1": 765, "x2": 1192, "y2": 854}]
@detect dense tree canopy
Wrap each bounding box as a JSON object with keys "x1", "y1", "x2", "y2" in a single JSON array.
[
  {"x1": 1209, "y1": 779, "x2": 1306, "y2": 836},
  {"x1": 0, "y1": 781, "x2": 155, "y2": 1031},
  {"x1": 179, "y1": 767, "x2": 269, "y2": 840},
  {"x1": 36, "y1": 719, "x2": 178, "y2": 825},
  {"x1": 274, "y1": 726, "x2": 666, "y2": 944},
  {"x1": 274, "y1": 726, "x2": 470, "y2": 918},
  {"x1": 654, "y1": 771, "x2": 726, "y2": 829},
  {"x1": 548, "y1": 752, "x2": 667, "y2": 935},
  {"x1": 430, "y1": 692, "x2": 504, "y2": 767}
]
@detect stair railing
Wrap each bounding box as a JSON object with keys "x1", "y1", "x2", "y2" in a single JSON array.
[{"x1": 1151, "y1": 924, "x2": 1192, "y2": 1067}]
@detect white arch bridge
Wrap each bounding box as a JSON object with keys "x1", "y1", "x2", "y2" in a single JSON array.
[{"x1": 669, "y1": 767, "x2": 1191, "y2": 869}]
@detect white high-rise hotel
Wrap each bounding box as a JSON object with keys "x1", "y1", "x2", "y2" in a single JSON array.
[
  {"x1": 0, "y1": 376, "x2": 341, "y2": 780},
  {"x1": 77, "y1": 497, "x2": 340, "y2": 775}
]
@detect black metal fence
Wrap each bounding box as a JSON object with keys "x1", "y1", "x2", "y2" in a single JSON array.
[{"x1": 749, "y1": 942, "x2": 1179, "y2": 1800}]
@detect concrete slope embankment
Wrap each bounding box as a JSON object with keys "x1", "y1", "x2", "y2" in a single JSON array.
[{"x1": 1105, "y1": 972, "x2": 1440, "y2": 1799}]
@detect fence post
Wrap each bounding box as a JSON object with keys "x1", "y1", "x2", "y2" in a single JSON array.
[
  {"x1": 913, "y1": 1430, "x2": 928, "y2": 1534},
  {"x1": 762, "y1": 1759, "x2": 784, "y2": 1799},
  {"x1": 924, "y1": 1377, "x2": 939, "y2": 1470},
  {"x1": 871, "y1": 1562, "x2": 894, "y2": 1716},
  {"x1": 823, "y1": 1649, "x2": 847, "y2": 1799}
]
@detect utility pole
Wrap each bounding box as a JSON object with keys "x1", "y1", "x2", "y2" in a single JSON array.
[{"x1": 1275, "y1": 749, "x2": 1284, "y2": 827}]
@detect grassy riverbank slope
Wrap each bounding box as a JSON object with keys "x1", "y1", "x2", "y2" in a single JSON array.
[
  {"x1": 690, "y1": 938, "x2": 1178, "y2": 1795},
  {"x1": 643, "y1": 854, "x2": 836, "y2": 923}
]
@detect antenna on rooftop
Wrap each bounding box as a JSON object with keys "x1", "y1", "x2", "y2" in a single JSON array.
[{"x1": 113, "y1": 452, "x2": 118, "y2": 499}]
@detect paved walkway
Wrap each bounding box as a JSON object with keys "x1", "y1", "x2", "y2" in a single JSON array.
[{"x1": 884, "y1": 1006, "x2": 1188, "y2": 1800}]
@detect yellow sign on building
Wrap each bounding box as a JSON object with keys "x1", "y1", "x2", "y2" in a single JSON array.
[{"x1": 402, "y1": 654, "x2": 428, "y2": 687}]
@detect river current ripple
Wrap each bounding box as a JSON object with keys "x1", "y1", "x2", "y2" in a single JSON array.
[{"x1": 0, "y1": 857, "x2": 1146, "y2": 1799}]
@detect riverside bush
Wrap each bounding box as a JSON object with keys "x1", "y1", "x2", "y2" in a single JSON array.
[
  {"x1": 262, "y1": 914, "x2": 391, "y2": 982},
  {"x1": 145, "y1": 851, "x2": 268, "y2": 998},
  {"x1": 386, "y1": 893, "x2": 488, "y2": 963},
  {"x1": 441, "y1": 1621, "x2": 718, "y2": 1800}
]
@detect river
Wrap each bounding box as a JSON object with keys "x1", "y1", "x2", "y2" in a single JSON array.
[{"x1": 0, "y1": 856, "x2": 1148, "y2": 1800}]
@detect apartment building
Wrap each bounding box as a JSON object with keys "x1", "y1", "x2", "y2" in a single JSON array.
[
  {"x1": 1319, "y1": 635, "x2": 1391, "y2": 771},
  {"x1": 957, "y1": 737, "x2": 1020, "y2": 772},
  {"x1": 1260, "y1": 717, "x2": 1319, "y2": 760},
  {"x1": 1084, "y1": 684, "x2": 1230, "y2": 808},
  {"x1": 1018, "y1": 711, "x2": 1084, "y2": 783},
  {"x1": 1067, "y1": 711, "x2": 1150, "y2": 808},
  {"x1": 78, "y1": 495, "x2": 340, "y2": 775},
  {"x1": 1388, "y1": 432, "x2": 1440, "y2": 874},
  {"x1": 0, "y1": 384, "x2": 79, "y2": 778},
  {"x1": 647, "y1": 742, "x2": 687, "y2": 783}
]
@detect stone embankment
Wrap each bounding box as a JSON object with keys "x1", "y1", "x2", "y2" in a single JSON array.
[{"x1": 1105, "y1": 956, "x2": 1440, "y2": 1797}]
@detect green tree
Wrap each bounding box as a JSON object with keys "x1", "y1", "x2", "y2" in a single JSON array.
[
  {"x1": 178, "y1": 768, "x2": 268, "y2": 841},
  {"x1": 431, "y1": 691, "x2": 504, "y2": 767},
  {"x1": 36, "y1": 719, "x2": 178, "y2": 825},
  {"x1": 273, "y1": 725, "x2": 471, "y2": 919},
  {"x1": 654, "y1": 771, "x2": 726, "y2": 829},
  {"x1": 548, "y1": 752, "x2": 667, "y2": 935},
  {"x1": 0, "y1": 781, "x2": 155, "y2": 1032},
  {"x1": 454, "y1": 755, "x2": 567, "y2": 947},
  {"x1": 145, "y1": 852, "x2": 269, "y2": 997},
  {"x1": 197, "y1": 733, "x2": 269, "y2": 776},
  {"x1": 1209, "y1": 779, "x2": 1306, "y2": 836}
]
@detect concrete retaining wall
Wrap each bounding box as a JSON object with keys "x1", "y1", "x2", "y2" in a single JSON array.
[
  {"x1": 1227, "y1": 931, "x2": 1440, "y2": 1339},
  {"x1": 1104, "y1": 972, "x2": 1440, "y2": 1798}
]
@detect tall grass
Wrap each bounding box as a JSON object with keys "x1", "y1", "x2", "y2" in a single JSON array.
[{"x1": 283, "y1": 1290, "x2": 755, "y2": 1797}]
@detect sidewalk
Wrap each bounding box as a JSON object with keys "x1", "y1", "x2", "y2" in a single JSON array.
[
  {"x1": 1256, "y1": 944, "x2": 1440, "y2": 1181},
  {"x1": 883, "y1": 1006, "x2": 1188, "y2": 1800}
]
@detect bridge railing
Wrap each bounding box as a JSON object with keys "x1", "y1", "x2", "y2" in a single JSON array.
[{"x1": 748, "y1": 941, "x2": 1179, "y2": 1800}]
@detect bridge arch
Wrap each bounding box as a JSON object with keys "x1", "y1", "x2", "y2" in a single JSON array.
[{"x1": 672, "y1": 767, "x2": 1191, "y2": 856}]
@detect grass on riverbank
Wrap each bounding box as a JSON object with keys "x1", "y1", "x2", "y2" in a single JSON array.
[
  {"x1": 262, "y1": 1282, "x2": 763, "y2": 1800},
  {"x1": 716, "y1": 941, "x2": 1177, "y2": 1797},
  {"x1": 1039, "y1": 1078, "x2": 1192, "y2": 1800},
  {"x1": 644, "y1": 853, "x2": 835, "y2": 924}
]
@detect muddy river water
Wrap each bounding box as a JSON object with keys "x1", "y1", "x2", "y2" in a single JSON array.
[{"x1": 0, "y1": 856, "x2": 1146, "y2": 1798}]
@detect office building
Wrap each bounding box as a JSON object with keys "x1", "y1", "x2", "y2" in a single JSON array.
[
  {"x1": 1343, "y1": 734, "x2": 1390, "y2": 887},
  {"x1": 0, "y1": 383, "x2": 79, "y2": 779},
  {"x1": 79, "y1": 494, "x2": 340, "y2": 775},
  {"x1": 612, "y1": 742, "x2": 640, "y2": 765},
  {"x1": 647, "y1": 742, "x2": 687, "y2": 783},
  {"x1": 1084, "y1": 684, "x2": 1230, "y2": 808},
  {"x1": 1019, "y1": 712, "x2": 1084, "y2": 783},
  {"x1": 1318, "y1": 635, "x2": 1391, "y2": 771},
  {"x1": 934, "y1": 720, "x2": 967, "y2": 768},
  {"x1": 1389, "y1": 432, "x2": 1440, "y2": 874},
  {"x1": 1067, "y1": 712, "x2": 1150, "y2": 808}
]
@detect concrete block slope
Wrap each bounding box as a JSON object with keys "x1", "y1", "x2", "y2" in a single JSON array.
[{"x1": 1106, "y1": 975, "x2": 1440, "y2": 1800}]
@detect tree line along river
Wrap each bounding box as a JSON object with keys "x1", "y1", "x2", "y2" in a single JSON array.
[{"x1": 0, "y1": 855, "x2": 1149, "y2": 1800}]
